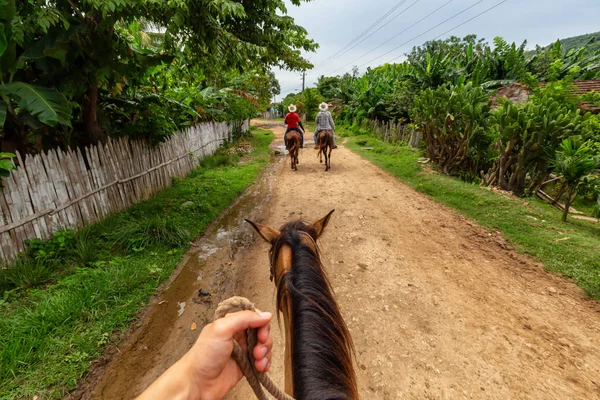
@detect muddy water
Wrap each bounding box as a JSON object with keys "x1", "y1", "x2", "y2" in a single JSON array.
[{"x1": 83, "y1": 150, "x2": 283, "y2": 400}]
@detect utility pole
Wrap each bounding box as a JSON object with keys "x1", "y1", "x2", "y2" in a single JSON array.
[{"x1": 302, "y1": 71, "x2": 305, "y2": 92}]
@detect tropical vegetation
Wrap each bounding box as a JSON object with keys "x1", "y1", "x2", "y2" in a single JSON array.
[
  {"x1": 317, "y1": 34, "x2": 600, "y2": 219},
  {"x1": 0, "y1": 0, "x2": 316, "y2": 154}
]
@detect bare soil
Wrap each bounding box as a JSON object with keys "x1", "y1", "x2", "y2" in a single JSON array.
[{"x1": 79, "y1": 122, "x2": 600, "y2": 399}]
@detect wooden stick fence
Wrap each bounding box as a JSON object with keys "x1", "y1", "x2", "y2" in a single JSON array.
[
  {"x1": 0, "y1": 120, "x2": 249, "y2": 264},
  {"x1": 353, "y1": 118, "x2": 421, "y2": 146}
]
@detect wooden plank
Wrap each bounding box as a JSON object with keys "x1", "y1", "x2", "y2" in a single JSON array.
[
  {"x1": 105, "y1": 140, "x2": 126, "y2": 210},
  {"x1": 103, "y1": 142, "x2": 123, "y2": 213},
  {"x1": 91, "y1": 144, "x2": 111, "y2": 218},
  {"x1": 84, "y1": 145, "x2": 102, "y2": 219},
  {"x1": 4, "y1": 169, "x2": 27, "y2": 255},
  {"x1": 14, "y1": 152, "x2": 39, "y2": 242},
  {"x1": 47, "y1": 148, "x2": 73, "y2": 230},
  {"x1": 57, "y1": 149, "x2": 84, "y2": 227},
  {"x1": 38, "y1": 150, "x2": 61, "y2": 236},
  {"x1": 0, "y1": 192, "x2": 16, "y2": 264},
  {"x1": 28, "y1": 152, "x2": 51, "y2": 239},
  {"x1": 74, "y1": 147, "x2": 96, "y2": 225}
]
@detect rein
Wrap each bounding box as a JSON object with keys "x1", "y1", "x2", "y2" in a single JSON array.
[{"x1": 214, "y1": 297, "x2": 295, "y2": 400}]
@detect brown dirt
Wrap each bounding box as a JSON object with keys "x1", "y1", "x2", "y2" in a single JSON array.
[{"x1": 78, "y1": 121, "x2": 600, "y2": 399}]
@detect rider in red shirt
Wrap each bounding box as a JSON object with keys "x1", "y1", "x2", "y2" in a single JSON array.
[{"x1": 284, "y1": 104, "x2": 305, "y2": 148}]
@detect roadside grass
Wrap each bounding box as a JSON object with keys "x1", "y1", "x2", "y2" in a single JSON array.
[
  {"x1": 340, "y1": 129, "x2": 600, "y2": 300},
  {"x1": 0, "y1": 128, "x2": 273, "y2": 399}
]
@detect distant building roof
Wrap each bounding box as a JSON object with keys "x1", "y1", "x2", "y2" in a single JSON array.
[{"x1": 490, "y1": 80, "x2": 600, "y2": 114}]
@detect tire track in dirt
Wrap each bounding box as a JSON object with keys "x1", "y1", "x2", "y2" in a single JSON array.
[{"x1": 84, "y1": 121, "x2": 600, "y2": 399}]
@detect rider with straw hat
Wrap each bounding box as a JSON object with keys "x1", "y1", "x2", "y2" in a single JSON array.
[
  {"x1": 284, "y1": 104, "x2": 305, "y2": 148},
  {"x1": 314, "y1": 102, "x2": 337, "y2": 149}
]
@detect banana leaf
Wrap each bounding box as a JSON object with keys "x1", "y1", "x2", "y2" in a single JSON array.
[{"x1": 0, "y1": 82, "x2": 72, "y2": 127}]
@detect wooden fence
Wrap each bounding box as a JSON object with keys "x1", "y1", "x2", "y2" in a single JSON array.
[
  {"x1": 354, "y1": 118, "x2": 421, "y2": 147},
  {"x1": 0, "y1": 120, "x2": 249, "y2": 264}
]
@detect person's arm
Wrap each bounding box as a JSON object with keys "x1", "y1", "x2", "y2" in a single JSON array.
[
  {"x1": 284, "y1": 114, "x2": 288, "y2": 125},
  {"x1": 137, "y1": 310, "x2": 272, "y2": 400},
  {"x1": 329, "y1": 113, "x2": 335, "y2": 131},
  {"x1": 297, "y1": 114, "x2": 305, "y2": 132}
]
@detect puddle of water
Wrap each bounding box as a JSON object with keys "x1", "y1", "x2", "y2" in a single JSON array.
[
  {"x1": 197, "y1": 246, "x2": 217, "y2": 261},
  {"x1": 177, "y1": 302, "x2": 186, "y2": 317}
]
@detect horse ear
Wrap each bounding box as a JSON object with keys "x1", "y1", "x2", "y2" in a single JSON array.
[
  {"x1": 311, "y1": 209, "x2": 335, "y2": 238},
  {"x1": 245, "y1": 219, "x2": 281, "y2": 243}
]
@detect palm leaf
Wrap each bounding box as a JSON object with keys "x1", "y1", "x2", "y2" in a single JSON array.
[{"x1": 0, "y1": 82, "x2": 72, "y2": 127}]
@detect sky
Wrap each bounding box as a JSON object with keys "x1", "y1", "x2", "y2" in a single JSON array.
[{"x1": 273, "y1": 0, "x2": 600, "y2": 101}]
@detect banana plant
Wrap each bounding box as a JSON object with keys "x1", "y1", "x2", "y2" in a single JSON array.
[
  {"x1": 0, "y1": 82, "x2": 72, "y2": 129},
  {"x1": 552, "y1": 138, "x2": 600, "y2": 221}
]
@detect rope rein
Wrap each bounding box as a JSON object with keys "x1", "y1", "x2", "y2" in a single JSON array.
[{"x1": 214, "y1": 296, "x2": 295, "y2": 400}]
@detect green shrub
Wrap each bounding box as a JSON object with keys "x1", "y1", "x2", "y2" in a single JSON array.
[
  {"x1": 109, "y1": 216, "x2": 190, "y2": 251},
  {"x1": 410, "y1": 82, "x2": 492, "y2": 175},
  {"x1": 484, "y1": 95, "x2": 585, "y2": 195},
  {"x1": 71, "y1": 230, "x2": 99, "y2": 268},
  {"x1": 25, "y1": 230, "x2": 77, "y2": 261},
  {"x1": 1, "y1": 256, "x2": 58, "y2": 291}
]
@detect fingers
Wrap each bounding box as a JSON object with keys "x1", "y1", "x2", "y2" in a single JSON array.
[
  {"x1": 253, "y1": 330, "x2": 273, "y2": 359},
  {"x1": 254, "y1": 350, "x2": 271, "y2": 372},
  {"x1": 212, "y1": 310, "x2": 272, "y2": 340},
  {"x1": 253, "y1": 315, "x2": 273, "y2": 372}
]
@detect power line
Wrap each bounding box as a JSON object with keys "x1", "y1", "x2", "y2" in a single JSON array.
[
  {"x1": 431, "y1": 0, "x2": 509, "y2": 41},
  {"x1": 387, "y1": 0, "x2": 510, "y2": 63},
  {"x1": 313, "y1": 1, "x2": 412, "y2": 69},
  {"x1": 313, "y1": 0, "x2": 417, "y2": 71},
  {"x1": 358, "y1": 0, "x2": 486, "y2": 69},
  {"x1": 329, "y1": 0, "x2": 456, "y2": 75}
]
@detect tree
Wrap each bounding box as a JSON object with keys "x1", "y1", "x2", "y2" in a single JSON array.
[
  {"x1": 316, "y1": 75, "x2": 341, "y2": 100},
  {"x1": 552, "y1": 138, "x2": 599, "y2": 221},
  {"x1": 1, "y1": 0, "x2": 317, "y2": 152}
]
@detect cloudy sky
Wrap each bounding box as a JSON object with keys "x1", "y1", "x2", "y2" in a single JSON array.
[{"x1": 273, "y1": 0, "x2": 600, "y2": 101}]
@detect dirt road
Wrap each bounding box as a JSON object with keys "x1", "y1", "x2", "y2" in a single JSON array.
[{"x1": 83, "y1": 122, "x2": 600, "y2": 399}]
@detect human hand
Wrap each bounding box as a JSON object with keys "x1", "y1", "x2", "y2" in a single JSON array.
[
  {"x1": 137, "y1": 310, "x2": 272, "y2": 400},
  {"x1": 184, "y1": 310, "x2": 273, "y2": 400}
]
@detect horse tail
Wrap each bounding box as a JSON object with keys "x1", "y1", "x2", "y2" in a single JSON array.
[{"x1": 289, "y1": 138, "x2": 299, "y2": 157}]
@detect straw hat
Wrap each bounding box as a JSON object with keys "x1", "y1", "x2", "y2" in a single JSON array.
[
  {"x1": 319, "y1": 102, "x2": 329, "y2": 112},
  {"x1": 288, "y1": 104, "x2": 297, "y2": 112}
]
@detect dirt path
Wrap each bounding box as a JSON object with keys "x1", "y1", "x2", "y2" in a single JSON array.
[{"x1": 83, "y1": 121, "x2": 600, "y2": 399}]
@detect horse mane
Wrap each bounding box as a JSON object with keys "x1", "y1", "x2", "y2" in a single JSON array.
[{"x1": 273, "y1": 220, "x2": 358, "y2": 400}]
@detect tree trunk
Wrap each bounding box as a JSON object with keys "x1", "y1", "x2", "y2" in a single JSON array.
[
  {"x1": 562, "y1": 189, "x2": 575, "y2": 222},
  {"x1": 82, "y1": 80, "x2": 107, "y2": 145},
  {"x1": 552, "y1": 184, "x2": 568, "y2": 206}
]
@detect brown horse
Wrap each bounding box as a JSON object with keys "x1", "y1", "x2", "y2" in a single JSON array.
[
  {"x1": 285, "y1": 131, "x2": 301, "y2": 171},
  {"x1": 316, "y1": 130, "x2": 333, "y2": 171},
  {"x1": 246, "y1": 211, "x2": 358, "y2": 400}
]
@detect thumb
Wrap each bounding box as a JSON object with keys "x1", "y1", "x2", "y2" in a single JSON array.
[{"x1": 213, "y1": 310, "x2": 272, "y2": 339}]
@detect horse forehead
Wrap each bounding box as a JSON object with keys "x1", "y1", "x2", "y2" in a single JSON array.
[
  {"x1": 274, "y1": 233, "x2": 316, "y2": 273},
  {"x1": 275, "y1": 245, "x2": 293, "y2": 274}
]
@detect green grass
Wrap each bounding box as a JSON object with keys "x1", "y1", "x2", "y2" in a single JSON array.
[
  {"x1": 0, "y1": 128, "x2": 274, "y2": 399},
  {"x1": 341, "y1": 130, "x2": 600, "y2": 300}
]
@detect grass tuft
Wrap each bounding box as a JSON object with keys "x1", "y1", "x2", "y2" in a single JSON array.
[{"x1": 109, "y1": 216, "x2": 190, "y2": 251}]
